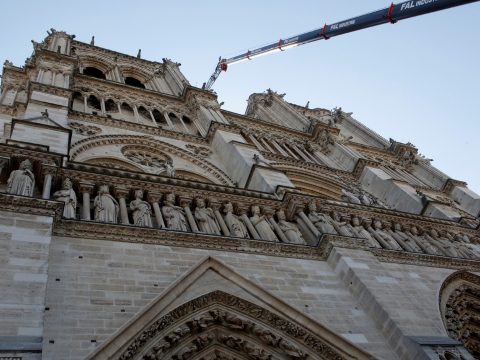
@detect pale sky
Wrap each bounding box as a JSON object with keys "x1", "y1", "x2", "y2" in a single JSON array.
[{"x1": 1, "y1": 1, "x2": 479, "y2": 193}]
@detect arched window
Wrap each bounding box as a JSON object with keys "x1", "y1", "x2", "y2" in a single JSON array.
[
  {"x1": 104, "y1": 99, "x2": 117, "y2": 113},
  {"x1": 87, "y1": 95, "x2": 101, "y2": 111},
  {"x1": 137, "y1": 106, "x2": 151, "y2": 122},
  {"x1": 152, "y1": 109, "x2": 167, "y2": 124},
  {"x1": 83, "y1": 67, "x2": 106, "y2": 79},
  {"x1": 125, "y1": 76, "x2": 145, "y2": 89},
  {"x1": 182, "y1": 115, "x2": 192, "y2": 124},
  {"x1": 120, "y1": 102, "x2": 135, "y2": 121}
]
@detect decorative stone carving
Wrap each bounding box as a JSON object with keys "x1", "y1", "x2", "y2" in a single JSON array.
[
  {"x1": 94, "y1": 184, "x2": 119, "y2": 223},
  {"x1": 194, "y1": 198, "x2": 221, "y2": 235},
  {"x1": 307, "y1": 201, "x2": 337, "y2": 235},
  {"x1": 69, "y1": 121, "x2": 102, "y2": 135},
  {"x1": 185, "y1": 144, "x2": 212, "y2": 158},
  {"x1": 53, "y1": 177, "x2": 77, "y2": 219},
  {"x1": 425, "y1": 229, "x2": 459, "y2": 258},
  {"x1": 223, "y1": 202, "x2": 249, "y2": 238},
  {"x1": 276, "y1": 210, "x2": 305, "y2": 244},
  {"x1": 406, "y1": 225, "x2": 442, "y2": 256},
  {"x1": 161, "y1": 193, "x2": 189, "y2": 231},
  {"x1": 369, "y1": 219, "x2": 402, "y2": 250},
  {"x1": 330, "y1": 212, "x2": 355, "y2": 237},
  {"x1": 387, "y1": 222, "x2": 422, "y2": 253},
  {"x1": 250, "y1": 205, "x2": 278, "y2": 241},
  {"x1": 359, "y1": 218, "x2": 382, "y2": 248},
  {"x1": 7, "y1": 159, "x2": 35, "y2": 196},
  {"x1": 130, "y1": 189, "x2": 152, "y2": 227},
  {"x1": 314, "y1": 129, "x2": 335, "y2": 154}
]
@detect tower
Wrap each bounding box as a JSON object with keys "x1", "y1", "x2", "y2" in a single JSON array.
[{"x1": 0, "y1": 29, "x2": 479, "y2": 360}]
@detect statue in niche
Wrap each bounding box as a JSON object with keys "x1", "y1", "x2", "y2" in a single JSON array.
[
  {"x1": 130, "y1": 189, "x2": 152, "y2": 227},
  {"x1": 7, "y1": 159, "x2": 35, "y2": 196},
  {"x1": 249, "y1": 205, "x2": 277, "y2": 241},
  {"x1": 455, "y1": 233, "x2": 479, "y2": 259},
  {"x1": 161, "y1": 193, "x2": 189, "y2": 231},
  {"x1": 330, "y1": 211, "x2": 355, "y2": 236},
  {"x1": 94, "y1": 185, "x2": 119, "y2": 223},
  {"x1": 52, "y1": 177, "x2": 77, "y2": 219},
  {"x1": 276, "y1": 210, "x2": 305, "y2": 244},
  {"x1": 406, "y1": 225, "x2": 442, "y2": 255},
  {"x1": 194, "y1": 198, "x2": 221, "y2": 235},
  {"x1": 369, "y1": 219, "x2": 402, "y2": 250},
  {"x1": 357, "y1": 218, "x2": 382, "y2": 248},
  {"x1": 387, "y1": 222, "x2": 423, "y2": 252},
  {"x1": 425, "y1": 229, "x2": 459, "y2": 257},
  {"x1": 154, "y1": 159, "x2": 176, "y2": 178},
  {"x1": 223, "y1": 202, "x2": 249, "y2": 238},
  {"x1": 307, "y1": 201, "x2": 337, "y2": 235}
]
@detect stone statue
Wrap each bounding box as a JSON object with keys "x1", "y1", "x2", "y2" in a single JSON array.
[
  {"x1": 425, "y1": 229, "x2": 459, "y2": 257},
  {"x1": 164, "y1": 159, "x2": 176, "y2": 178},
  {"x1": 387, "y1": 222, "x2": 422, "y2": 253},
  {"x1": 130, "y1": 190, "x2": 152, "y2": 227},
  {"x1": 161, "y1": 193, "x2": 189, "y2": 231},
  {"x1": 455, "y1": 233, "x2": 479, "y2": 259},
  {"x1": 369, "y1": 219, "x2": 402, "y2": 250},
  {"x1": 94, "y1": 185, "x2": 119, "y2": 223},
  {"x1": 330, "y1": 212, "x2": 355, "y2": 236},
  {"x1": 53, "y1": 178, "x2": 77, "y2": 219},
  {"x1": 316, "y1": 129, "x2": 335, "y2": 154},
  {"x1": 276, "y1": 210, "x2": 305, "y2": 244},
  {"x1": 307, "y1": 201, "x2": 337, "y2": 235},
  {"x1": 356, "y1": 218, "x2": 382, "y2": 248},
  {"x1": 341, "y1": 189, "x2": 362, "y2": 205},
  {"x1": 7, "y1": 159, "x2": 35, "y2": 196},
  {"x1": 194, "y1": 198, "x2": 221, "y2": 235},
  {"x1": 249, "y1": 205, "x2": 277, "y2": 241},
  {"x1": 406, "y1": 225, "x2": 442, "y2": 255},
  {"x1": 223, "y1": 202, "x2": 249, "y2": 238}
]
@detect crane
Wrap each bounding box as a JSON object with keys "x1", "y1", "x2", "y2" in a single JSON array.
[{"x1": 203, "y1": 0, "x2": 479, "y2": 90}]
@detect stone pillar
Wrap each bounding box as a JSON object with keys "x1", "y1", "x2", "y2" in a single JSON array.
[
  {"x1": 179, "y1": 116, "x2": 190, "y2": 133},
  {"x1": 149, "y1": 110, "x2": 158, "y2": 126},
  {"x1": 116, "y1": 187, "x2": 130, "y2": 225},
  {"x1": 259, "y1": 137, "x2": 276, "y2": 153},
  {"x1": 179, "y1": 197, "x2": 199, "y2": 232},
  {"x1": 79, "y1": 183, "x2": 93, "y2": 220},
  {"x1": 100, "y1": 98, "x2": 106, "y2": 116},
  {"x1": 41, "y1": 166, "x2": 56, "y2": 199},
  {"x1": 133, "y1": 105, "x2": 140, "y2": 123},
  {"x1": 148, "y1": 193, "x2": 165, "y2": 228},
  {"x1": 270, "y1": 139, "x2": 289, "y2": 156},
  {"x1": 163, "y1": 111, "x2": 174, "y2": 127},
  {"x1": 117, "y1": 103, "x2": 122, "y2": 114},
  {"x1": 210, "y1": 200, "x2": 230, "y2": 236},
  {"x1": 238, "y1": 206, "x2": 260, "y2": 240},
  {"x1": 282, "y1": 142, "x2": 300, "y2": 159},
  {"x1": 83, "y1": 95, "x2": 88, "y2": 113},
  {"x1": 291, "y1": 143, "x2": 312, "y2": 162}
]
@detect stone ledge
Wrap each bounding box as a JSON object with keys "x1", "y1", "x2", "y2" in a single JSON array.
[{"x1": 0, "y1": 193, "x2": 63, "y2": 219}]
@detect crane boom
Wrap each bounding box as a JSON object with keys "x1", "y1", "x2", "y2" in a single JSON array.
[{"x1": 203, "y1": 0, "x2": 479, "y2": 90}]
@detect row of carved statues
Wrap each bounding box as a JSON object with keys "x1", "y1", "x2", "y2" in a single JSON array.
[{"x1": 3, "y1": 161, "x2": 479, "y2": 259}]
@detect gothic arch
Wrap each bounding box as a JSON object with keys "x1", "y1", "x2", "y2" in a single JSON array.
[
  {"x1": 78, "y1": 54, "x2": 115, "y2": 75},
  {"x1": 70, "y1": 135, "x2": 233, "y2": 186},
  {"x1": 86, "y1": 257, "x2": 373, "y2": 360},
  {"x1": 439, "y1": 271, "x2": 480, "y2": 358},
  {"x1": 82, "y1": 157, "x2": 144, "y2": 172}
]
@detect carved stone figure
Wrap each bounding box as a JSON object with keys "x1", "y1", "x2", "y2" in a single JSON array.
[
  {"x1": 387, "y1": 222, "x2": 422, "y2": 252},
  {"x1": 276, "y1": 210, "x2": 305, "y2": 244},
  {"x1": 94, "y1": 185, "x2": 119, "y2": 223},
  {"x1": 194, "y1": 198, "x2": 221, "y2": 235},
  {"x1": 369, "y1": 219, "x2": 402, "y2": 250},
  {"x1": 315, "y1": 129, "x2": 335, "y2": 154},
  {"x1": 425, "y1": 229, "x2": 459, "y2": 257},
  {"x1": 355, "y1": 218, "x2": 381, "y2": 248},
  {"x1": 130, "y1": 189, "x2": 152, "y2": 227},
  {"x1": 455, "y1": 234, "x2": 480, "y2": 259},
  {"x1": 223, "y1": 202, "x2": 249, "y2": 238},
  {"x1": 307, "y1": 201, "x2": 337, "y2": 235},
  {"x1": 164, "y1": 159, "x2": 176, "y2": 178},
  {"x1": 249, "y1": 205, "x2": 277, "y2": 241},
  {"x1": 7, "y1": 159, "x2": 35, "y2": 196},
  {"x1": 53, "y1": 177, "x2": 77, "y2": 219},
  {"x1": 340, "y1": 189, "x2": 361, "y2": 205},
  {"x1": 406, "y1": 225, "x2": 442, "y2": 255},
  {"x1": 162, "y1": 193, "x2": 189, "y2": 231},
  {"x1": 330, "y1": 212, "x2": 355, "y2": 236}
]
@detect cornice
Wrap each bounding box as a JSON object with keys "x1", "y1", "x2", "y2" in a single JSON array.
[{"x1": 0, "y1": 193, "x2": 63, "y2": 219}]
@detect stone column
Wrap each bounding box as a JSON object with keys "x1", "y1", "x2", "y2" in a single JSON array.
[
  {"x1": 291, "y1": 143, "x2": 312, "y2": 162},
  {"x1": 210, "y1": 200, "x2": 230, "y2": 236},
  {"x1": 149, "y1": 110, "x2": 158, "y2": 127},
  {"x1": 115, "y1": 187, "x2": 130, "y2": 225},
  {"x1": 179, "y1": 197, "x2": 199, "y2": 232},
  {"x1": 163, "y1": 111, "x2": 174, "y2": 128},
  {"x1": 238, "y1": 206, "x2": 260, "y2": 240},
  {"x1": 282, "y1": 142, "x2": 300, "y2": 159},
  {"x1": 133, "y1": 105, "x2": 140, "y2": 123},
  {"x1": 148, "y1": 193, "x2": 165, "y2": 228},
  {"x1": 259, "y1": 137, "x2": 276, "y2": 153},
  {"x1": 179, "y1": 116, "x2": 190, "y2": 133},
  {"x1": 41, "y1": 166, "x2": 56, "y2": 199},
  {"x1": 270, "y1": 139, "x2": 289, "y2": 156},
  {"x1": 83, "y1": 95, "x2": 88, "y2": 113},
  {"x1": 100, "y1": 98, "x2": 106, "y2": 116},
  {"x1": 117, "y1": 102, "x2": 122, "y2": 114},
  {"x1": 79, "y1": 183, "x2": 94, "y2": 220}
]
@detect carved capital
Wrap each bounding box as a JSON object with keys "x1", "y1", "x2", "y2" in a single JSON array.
[
  {"x1": 78, "y1": 182, "x2": 94, "y2": 194},
  {"x1": 114, "y1": 186, "x2": 129, "y2": 198},
  {"x1": 147, "y1": 192, "x2": 163, "y2": 203}
]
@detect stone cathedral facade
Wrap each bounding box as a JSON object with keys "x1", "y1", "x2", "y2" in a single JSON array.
[{"x1": 0, "y1": 29, "x2": 479, "y2": 360}]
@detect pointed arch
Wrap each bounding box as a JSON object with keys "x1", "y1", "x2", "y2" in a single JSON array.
[
  {"x1": 439, "y1": 271, "x2": 480, "y2": 358},
  {"x1": 86, "y1": 257, "x2": 373, "y2": 360}
]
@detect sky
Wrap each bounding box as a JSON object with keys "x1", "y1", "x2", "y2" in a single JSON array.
[{"x1": 1, "y1": 1, "x2": 479, "y2": 193}]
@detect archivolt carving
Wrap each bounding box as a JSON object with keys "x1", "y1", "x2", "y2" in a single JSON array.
[
  {"x1": 115, "y1": 291, "x2": 350, "y2": 360},
  {"x1": 439, "y1": 271, "x2": 480, "y2": 358},
  {"x1": 70, "y1": 135, "x2": 233, "y2": 185},
  {"x1": 77, "y1": 53, "x2": 115, "y2": 74},
  {"x1": 83, "y1": 157, "x2": 143, "y2": 172}
]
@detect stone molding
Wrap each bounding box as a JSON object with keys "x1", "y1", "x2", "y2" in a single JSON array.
[{"x1": 0, "y1": 192, "x2": 63, "y2": 219}]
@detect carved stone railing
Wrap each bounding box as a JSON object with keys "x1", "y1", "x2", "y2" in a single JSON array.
[{"x1": 1, "y1": 148, "x2": 479, "y2": 269}]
